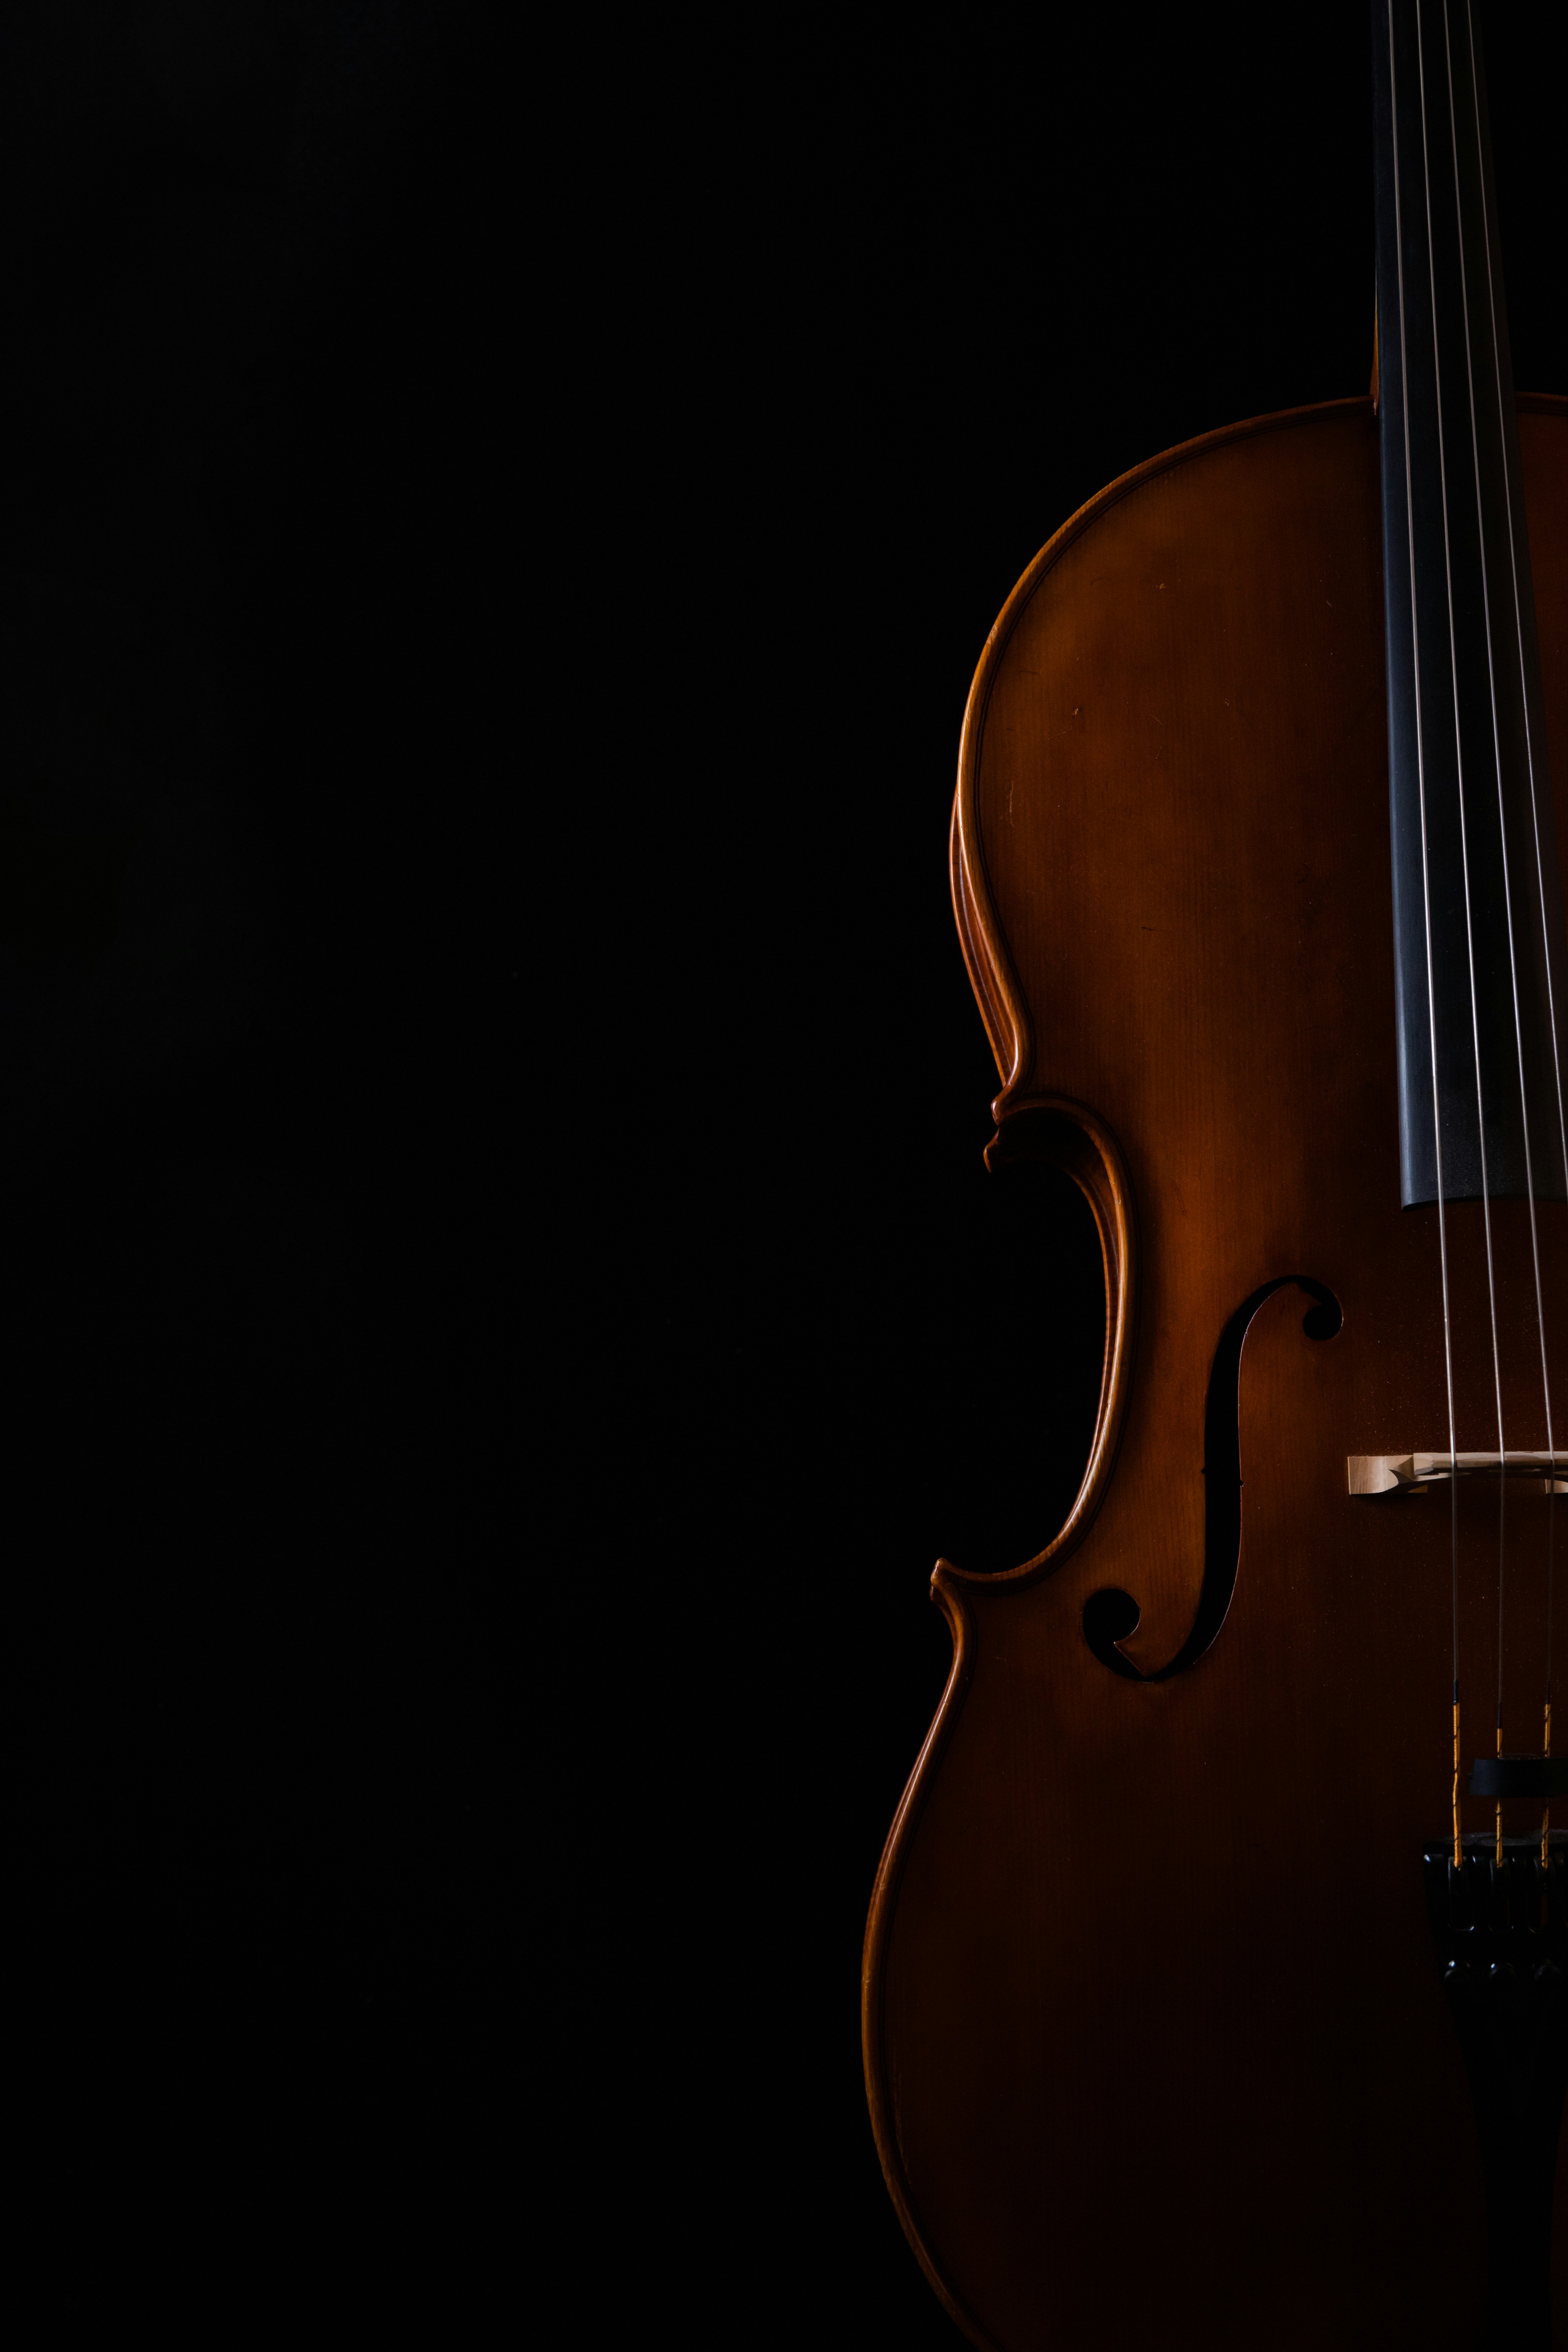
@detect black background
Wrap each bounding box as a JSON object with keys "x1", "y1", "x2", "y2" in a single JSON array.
[
  {"x1": 1, "y1": 3, "x2": 1563, "y2": 2338},
  {"x1": 1, "y1": 3, "x2": 511, "y2": 2324}
]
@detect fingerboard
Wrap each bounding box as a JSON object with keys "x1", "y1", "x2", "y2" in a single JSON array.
[{"x1": 1373, "y1": 0, "x2": 1566, "y2": 1207}]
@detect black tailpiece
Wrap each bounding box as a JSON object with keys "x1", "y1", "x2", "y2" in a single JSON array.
[{"x1": 1423, "y1": 1835, "x2": 1568, "y2": 2349}]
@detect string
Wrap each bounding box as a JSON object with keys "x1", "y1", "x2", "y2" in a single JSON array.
[
  {"x1": 1452, "y1": 12, "x2": 1565, "y2": 1846},
  {"x1": 1464, "y1": 4, "x2": 1565, "y2": 1852},
  {"x1": 1390, "y1": 2, "x2": 1462, "y2": 1866},
  {"x1": 1444, "y1": 3, "x2": 1540, "y2": 1868},
  {"x1": 1465, "y1": 0, "x2": 1568, "y2": 1211},
  {"x1": 1444, "y1": 7, "x2": 1555, "y2": 1475},
  {"x1": 1420, "y1": 0, "x2": 1510, "y2": 1858}
]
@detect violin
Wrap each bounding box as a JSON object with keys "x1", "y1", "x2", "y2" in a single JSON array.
[{"x1": 862, "y1": 7, "x2": 1568, "y2": 2343}]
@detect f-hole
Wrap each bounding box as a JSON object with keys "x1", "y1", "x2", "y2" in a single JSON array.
[{"x1": 1083, "y1": 1276, "x2": 1341, "y2": 1681}]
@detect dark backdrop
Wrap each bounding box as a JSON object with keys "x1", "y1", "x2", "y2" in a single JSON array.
[
  {"x1": 0, "y1": 4, "x2": 512, "y2": 2324},
  {"x1": 662, "y1": 6, "x2": 1568, "y2": 2344}
]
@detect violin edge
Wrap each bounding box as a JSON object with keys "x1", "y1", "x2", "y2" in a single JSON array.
[
  {"x1": 944, "y1": 397, "x2": 1389, "y2": 1620},
  {"x1": 944, "y1": 1098, "x2": 1138, "y2": 1594},
  {"x1": 951, "y1": 389, "x2": 1563, "y2": 1144},
  {"x1": 951, "y1": 393, "x2": 1376, "y2": 1128},
  {"x1": 860, "y1": 1571, "x2": 1001, "y2": 2352}
]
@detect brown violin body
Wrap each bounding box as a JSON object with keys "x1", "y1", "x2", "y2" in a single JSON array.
[{"x1": 863, "y1": 392, "x2": 1568, "y2": 2348}]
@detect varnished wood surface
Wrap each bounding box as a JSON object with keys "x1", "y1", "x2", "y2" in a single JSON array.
[{"x1": 866, "y1": 393, "x2": 1568, "y2": 2349}]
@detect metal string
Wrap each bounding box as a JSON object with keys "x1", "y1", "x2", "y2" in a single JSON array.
[
  {"x1": 1443, "y1": 4, "x2": 1554, "y2": 1488},
  {"x1": 1438, "y1": 2, "x2": 1540, "y2": 1860},
  {"x1": 1416, "y1": 0, "x2": 1505, "y2": 1528},
  {"x1": 1464, "y1": 0, "x2": 1568, "y2": 1212},
  {"x1": 1463, "y1": 5, "x2": 1565, "y2": 1808},
  {"x1": 1390, "y1": 2, "x2": 1462, "y2": 1862},
  {"x1": 1419, "y1": 0, "x2": 1511, "y2": 1840}
]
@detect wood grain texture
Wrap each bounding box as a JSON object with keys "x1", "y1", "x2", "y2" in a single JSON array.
[{"x1": 867, "y1": 392, "x2": 1568, "y2": 2349}]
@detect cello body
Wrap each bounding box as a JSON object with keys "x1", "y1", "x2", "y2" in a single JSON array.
[{"x1": 863, "y1": 392, "x2": 1568, "y2": 2348}]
